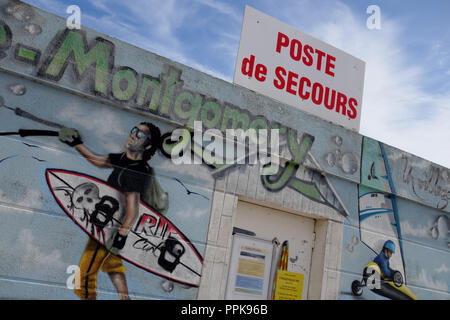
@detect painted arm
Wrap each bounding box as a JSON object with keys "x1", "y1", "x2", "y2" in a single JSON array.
[
  {"x1": 382, "y1": 262, "x2": 393, "y2": 279},
  {"x1": 119, "y1": 191, "x2": 140, "y2": 236},
  {"x1": 107, "y1": 192, "x2": 140, "y2": 254},
  {"x1": 59, "y1": 128, "x2": 111, "y2": 168},
  {"x1": 374, "y1": 254, "x2": 392, "y2": 279},
  {"x1": 74, "y1": 144, "x2": 111, "y2": 168}
]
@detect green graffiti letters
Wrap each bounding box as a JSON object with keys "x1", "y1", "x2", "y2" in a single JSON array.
[
  {"x1": 135, "y1": 74, "x2": 161, "y2": 111},
  {"x1": 38, "y1": 29, "x2": 114, "y2": 96},
  {"x1": 220, "y1": 105, "x2": 250, "y2": 132},
  {"x1": 159, "y1": 66, "x2": 184, "y2": 116},
  {"x1": 261, "y1": 130, "x2": 314, "y2": 192},
  {"x1": 200, "y1": 100, "x2": 222, "y2": 129},
  {"x1": 0, "y1": 20, "x2": 12, "y2": 58},
  {"x1": 111, "y1": 67, "x2": 138, "y2": 101},
  {"x1": 173, "y1": 91, "x2": 204, "y2": 128},
  {"x1": 6, "y1": 26, "x2": 345, "y2": 215}
]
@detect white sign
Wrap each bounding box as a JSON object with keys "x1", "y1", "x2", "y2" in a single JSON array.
[{"x1": 234, "y1": 6, "x2": 365, "y2": 132}]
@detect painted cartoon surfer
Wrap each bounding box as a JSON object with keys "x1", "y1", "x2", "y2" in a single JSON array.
[{"x1": 59, "y1": 123, "x2": 168, "y2": 300}]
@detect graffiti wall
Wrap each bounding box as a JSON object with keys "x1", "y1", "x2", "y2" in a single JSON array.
[
  {"x1": 0, "y1": 0, "x2": 448, "y2": 300},
  {"x1": 0, "y1": 0, "x2": 215, "y2": 300}
]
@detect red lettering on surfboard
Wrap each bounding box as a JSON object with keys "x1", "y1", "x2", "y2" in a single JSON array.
[{"x1": 134, "y1": 213, "x2": 159, "y2": 236}]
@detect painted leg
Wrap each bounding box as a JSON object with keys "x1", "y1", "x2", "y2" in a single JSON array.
[{"x1": 108, "y1": 272, "x2": 131, "y2": 300}]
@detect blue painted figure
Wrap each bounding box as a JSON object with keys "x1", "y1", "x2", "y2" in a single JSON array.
[{"x1": 373, "y1": 240, "x2": 395, "y2": 280}]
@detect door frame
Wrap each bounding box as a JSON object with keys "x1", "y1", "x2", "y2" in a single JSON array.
[{"x1": 198, "y1": 192, "x2": 344, "y2": 300}]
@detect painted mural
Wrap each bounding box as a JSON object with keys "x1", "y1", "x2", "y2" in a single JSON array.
[
  {"x1": 0, "y1": 0, "x2": 448, "y2": 300},
  {"x1": 340, "y1": 137, "x2": 449, "y2": 300}
]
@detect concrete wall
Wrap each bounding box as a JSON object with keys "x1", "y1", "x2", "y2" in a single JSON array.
[{"x1": 0, "y1": 0, "x2": 448, "y2": 299}]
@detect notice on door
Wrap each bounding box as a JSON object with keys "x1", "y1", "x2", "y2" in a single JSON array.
[
  {"x1": 235, "y1": 246, "x2": 268, "y2": 296},
  {"x1": 274, "y1": 270, "x2": 304, "y2": 300},
  {"x1": 225, "y1": 234, "x2": 275, "y2": 300}
]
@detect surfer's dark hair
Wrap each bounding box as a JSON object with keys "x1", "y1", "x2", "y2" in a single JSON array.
[{"x1": 141, "y1": 122, "x2": 162, "y2": 161}]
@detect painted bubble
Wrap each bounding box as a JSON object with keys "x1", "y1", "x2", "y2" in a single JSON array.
[
  {"x1": 334, "y1": 149, "x2": 342, "y2": 158},
  {"x1": 4, "y1": 4, "x2": 14, "y2": 14},
  {"x1": 340, "y1": 152, "x2": 358, "y2": 174},
  {"x1": 6, "y1": 4, "x2": 34, "y2": 22},
  {"x1": 431, "y1": 215, "x2": 449, "y2": 240},
  {"x1": 324, "y1": 152, "x2": 336, "y2": 167},
  {"x1": 333, "y1": 135, "x2": 343, "y2": 146},
  {"x1": 9, "y1": 84, "x2": 27, "y2": 96},
  {"x1": 24, "y1": 23, "x2": 42, "y2": 35},
  {"x1": 161, "y1": 280, "x2": 174, "y2": 293},
  {"x1": 436, "y1": 215, "x2": 448, "y2": 239},
  {"x1": 346, "y1": 242, "x2": 354, "y2": 252},
  {"x1": 430, "y1": 225, "x2": 438, "y2": 239},
  {"x1": 346, "y1": 235, "x2": 359, "y2": 252}
]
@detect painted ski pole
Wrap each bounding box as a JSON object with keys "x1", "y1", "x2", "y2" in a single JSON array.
[
  {"x1": 0, "y1": 96, "x2": 64, "y2": 129},
  {"x1": 0, "y1": 129, "x2": 58, "y2": 137}
]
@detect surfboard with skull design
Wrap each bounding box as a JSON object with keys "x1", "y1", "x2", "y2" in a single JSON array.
[{"x1": 45, "y1": 169, "x2": 203, "y2": 287}]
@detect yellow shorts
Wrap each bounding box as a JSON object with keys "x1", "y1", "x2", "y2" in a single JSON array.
[{"x1": 74, "y1": 237, "x2": 126, "y2": 300}]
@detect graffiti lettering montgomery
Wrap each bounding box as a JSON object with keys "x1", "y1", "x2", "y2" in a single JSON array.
[
  {"x1": 32, "y1": 28, "x2": 294, "y2": 146},
  {"x1": 1, "y1": 24, "x2": 348, "y2": 216},
  {"x1": 34, "y1": 29, "x2": 315, "y2": 164},
  {"x1": 0, "y1": 25, "x2": 295, "y2": 164}
]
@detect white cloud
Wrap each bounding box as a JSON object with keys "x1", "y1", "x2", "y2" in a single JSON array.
[
  {"x1": 0, "y1": 189, "x2": 12, "y2": 204},
  {"x1": 416, "y1": 267, "x2": 448, "y2": 292},
  {"x1": 155, "y1": 158, "x2": 215, "y2": 186},
  {"x1": 20, "y1": 189, "x2": 45, "y2": 209},
  {"x1": 283, "y1": 1, "x2": 450, "y2": 168},
  {"x1": 90, "y1": 0, "x2": 190, "y2": 55},
  {"x1": 400, "y1": 220, "x2": 433, "y2": 239},
  {"x1": 436, "y1": 264, "x2": 449, "y2": 274},
  {"x1": 174, "y1": 201, "x2": 209, "y2": 219},
  {"x1": 193, "y1": 0, "x2": 241, "y2": 22},
  {"x1": 80, "y1": 0, "x2": 234, "y2": 81},
  {"x1": 17, "y1": 229, "x2": 65, "y2": 270},
  {"x1": 0, "y1": 187, "x2": 45, "y2": 212},
  {"x1": 57, "y1": 103, "x2": 121, "y2": 134},
  {"x1": 57, "y1": 103, "x2": 125, "y2": 153}
]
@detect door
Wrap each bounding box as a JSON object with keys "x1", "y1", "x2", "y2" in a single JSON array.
[{"x1": 234, "y1": 200, "x2": 315, "y2": 299}]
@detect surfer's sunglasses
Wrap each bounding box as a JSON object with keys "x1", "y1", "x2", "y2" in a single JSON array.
[{"x1": 130, "y1": 127, "x2": 150, "y2": 140}]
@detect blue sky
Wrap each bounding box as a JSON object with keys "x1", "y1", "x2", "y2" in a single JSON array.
[{"x1": 22, "y1": 0, "x2": 450, "y2": 168}]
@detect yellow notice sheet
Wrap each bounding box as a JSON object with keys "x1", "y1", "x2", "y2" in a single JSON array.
[{"x1": 274, "y1": 270, "x2": 304, "y2": 300}]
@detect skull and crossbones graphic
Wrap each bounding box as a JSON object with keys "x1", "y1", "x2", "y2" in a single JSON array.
[{"x1": 68, "y1": 182, "x2": 120, "y2": 242}]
